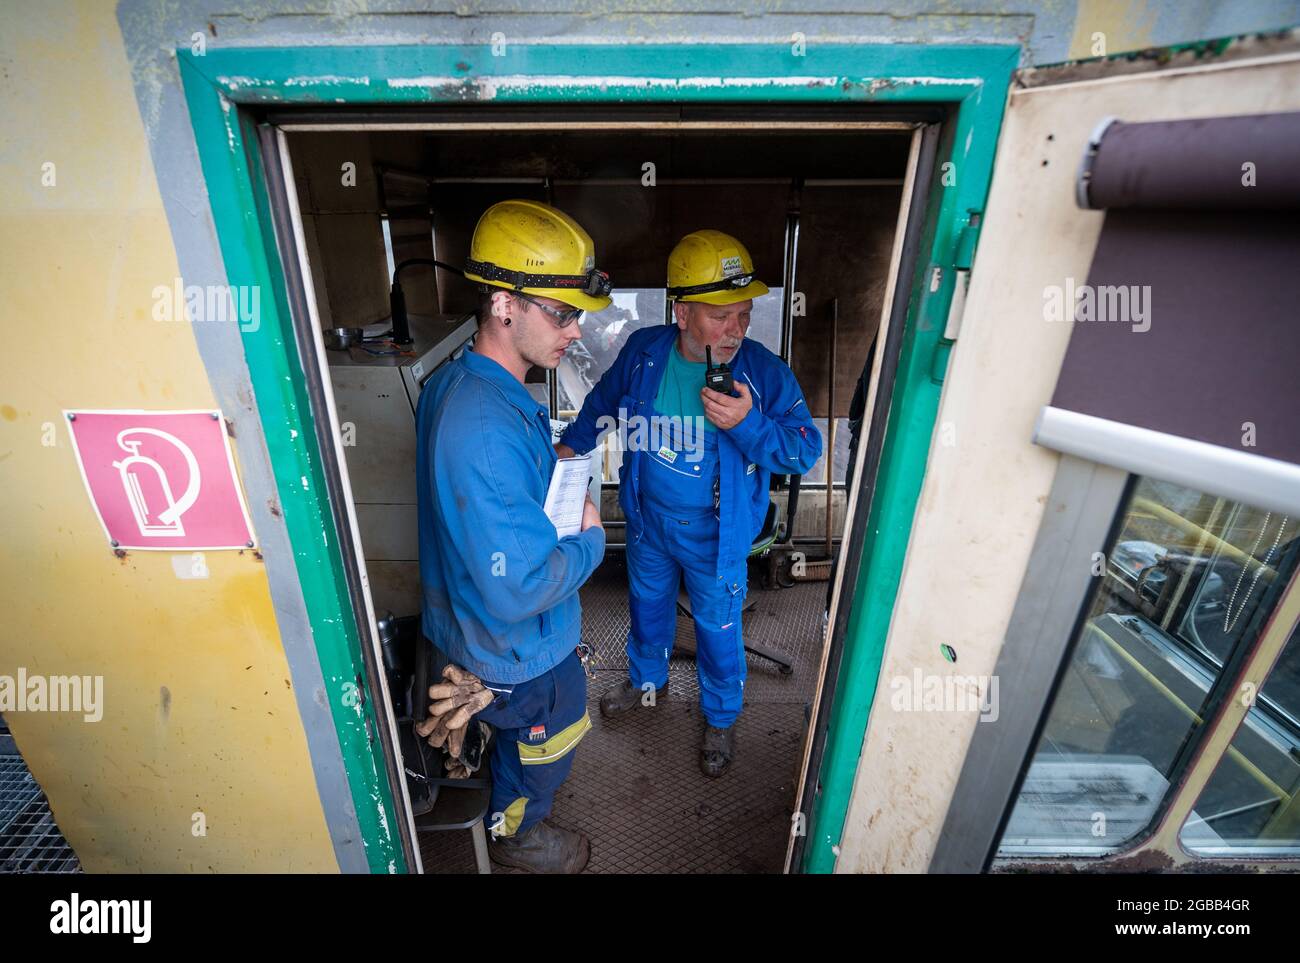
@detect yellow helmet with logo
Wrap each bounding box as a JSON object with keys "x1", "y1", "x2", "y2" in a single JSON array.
[
  {"x1": 464, "y1": 199, "x2": 613, "y2": 312},
  {"x1": 666, "y1": 230, "x2": 770, "y2": 305}
]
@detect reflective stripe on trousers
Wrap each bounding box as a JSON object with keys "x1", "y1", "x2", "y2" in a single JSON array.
[{"x1": 446, "y1": 648, "x2": 590, "y2": 838}]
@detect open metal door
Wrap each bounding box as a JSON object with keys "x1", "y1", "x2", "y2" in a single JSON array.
[
  {"x1": 785, "y1": 121, "x2": 940, "y2": 872},
  {"x1": 829, "y1": 36, "x2": 1300, "y2": 874},
  {"x1": 257, "y1": 123, "x2": 424, "y2": 874}
]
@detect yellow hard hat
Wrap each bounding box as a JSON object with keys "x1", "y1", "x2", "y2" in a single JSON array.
[
  {"x1": 666, "y1": 230, "x2": 770, "y2": 305},
  {"x1": 464, "y1": 199, "x2": 613, "y2": 312}
]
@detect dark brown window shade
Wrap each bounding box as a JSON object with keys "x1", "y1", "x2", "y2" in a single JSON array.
[
  {"x1": 1079, "y1": 112, "x2": 1300, "y2": 211},
  {"x1": 1036, "y1": 111, "x2": 1300, "y2": 515}
]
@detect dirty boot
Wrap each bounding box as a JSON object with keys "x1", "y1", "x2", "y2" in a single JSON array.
[
  {"x1": 599, "y1": 678, "x2": 666, "y2": 719},
  {"x1": 489, "y1": 819, "x2": 590, "y2": 874},
  {"x1": 700, "y1": 724, "x2": 735, "y2": 778}
]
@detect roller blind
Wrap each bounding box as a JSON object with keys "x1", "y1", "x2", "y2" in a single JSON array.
[{"x1": 1035, "y1": 111, "x2": 1300, "y2": 515}]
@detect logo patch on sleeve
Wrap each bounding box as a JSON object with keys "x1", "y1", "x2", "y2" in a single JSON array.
[{"x1": 528, "y1": 725, "x2": 547, "y2": 743}]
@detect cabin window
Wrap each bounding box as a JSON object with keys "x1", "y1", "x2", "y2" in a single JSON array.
[
  {"x1": 804, "y1": 417, "x2": 851, "y2": 486},
  {"x1": 1179, "y1": 617, "x2": 1300, "y2": 855},
  {"x1": 557, "y1": 287, "x2": 786, "y2": 485},
  {"x1": 380, "y1": 216, "x2": 396, "y2": 280},
  {"x1": 996, "y1": 477, "x2": 1300, "y2": 856}
]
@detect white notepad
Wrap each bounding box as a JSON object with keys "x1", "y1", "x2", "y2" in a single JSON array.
[{"x1": 544, "y1": 456, "x2": 592, "y2": 538}]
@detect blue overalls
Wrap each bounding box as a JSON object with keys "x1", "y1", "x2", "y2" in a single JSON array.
[
  {"x1": 628, "y1": 408, "x2": 748, "y2": 726},
  {"x1": 560, "y1": 326, "x2": 822, "y2": 731},
  {"x1": 417, "y1": 349, "x2": 604, "y2": 836}
]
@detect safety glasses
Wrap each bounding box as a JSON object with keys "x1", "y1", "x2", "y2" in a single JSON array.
[{"x1": 513, "y1": 291, "x2": 585, "y2": 328}]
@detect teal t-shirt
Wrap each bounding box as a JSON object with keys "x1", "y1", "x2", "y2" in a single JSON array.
[{"x1": 654, "y1": 339, "x2": 716, "y2": 432}]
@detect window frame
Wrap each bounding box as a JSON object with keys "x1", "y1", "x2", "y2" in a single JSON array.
[{"x1": 933, "y1": 455, "x2": 1300, "y2": 871}]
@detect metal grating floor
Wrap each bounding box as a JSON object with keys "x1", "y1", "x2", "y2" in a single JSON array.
[
  {"x1": 420, "y1": 555, "x2": 826, "y2": 874},
  {"x1": 579, "y1": 554, "x2": 827, "y2": 703},
  {"x1": 0, "y1": 754, "x2": 81, "y2": 874}
]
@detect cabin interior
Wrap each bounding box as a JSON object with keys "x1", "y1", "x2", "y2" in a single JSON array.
[{"x1": 282, "y1": 116, "x2": 915, "y2": 872}]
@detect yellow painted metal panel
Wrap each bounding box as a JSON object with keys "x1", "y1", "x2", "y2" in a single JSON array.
[{"x1": 0, "y1": 1, "x2": 338, "y2": 872}]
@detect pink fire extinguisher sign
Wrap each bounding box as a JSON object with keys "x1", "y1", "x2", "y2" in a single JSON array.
[{"x1": 64, "y1": 410, "x2": 256, "y2": 551}]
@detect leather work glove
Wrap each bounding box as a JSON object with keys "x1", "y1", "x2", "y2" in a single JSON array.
[{"x1": 415, "y1": 664, "x2": 493, "y2": 762}]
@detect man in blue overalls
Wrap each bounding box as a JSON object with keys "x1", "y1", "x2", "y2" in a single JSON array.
[
  {"x1": 417, "y1": 200, "x2": 611, "y2": 873},
  {"x1": 557, "y1": 230, "x2": 821, "y2": 777}
]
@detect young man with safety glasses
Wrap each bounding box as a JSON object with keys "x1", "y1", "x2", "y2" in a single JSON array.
[{"x1": 415, "y1": 199, "x2": 611, "y2": 873}]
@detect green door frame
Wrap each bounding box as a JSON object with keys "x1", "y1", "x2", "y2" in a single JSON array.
[{"x1": 176, "y1": 41, "x2": 1017, "y2": 873}]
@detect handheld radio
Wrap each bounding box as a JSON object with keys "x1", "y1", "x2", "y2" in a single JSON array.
[{"x1": 705, "y1": 345, "x2": 734, "y2": 395}]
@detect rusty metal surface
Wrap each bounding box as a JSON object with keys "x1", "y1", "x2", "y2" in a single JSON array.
[{"x1": 419, "y1": 557, "x2": 825, "y2": 873}]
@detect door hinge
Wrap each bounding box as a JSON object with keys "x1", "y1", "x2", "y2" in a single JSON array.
[
  {"x1": 953, "y1": 209, "x2": 982, "y2": 270},
  {"x1": 929, "y1": 210, "x2": 983, "y2": 384}
]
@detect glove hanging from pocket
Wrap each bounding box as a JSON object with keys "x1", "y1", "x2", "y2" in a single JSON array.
[{"x1": 415, "y1": 663, "x2": 494, "y2": 768}]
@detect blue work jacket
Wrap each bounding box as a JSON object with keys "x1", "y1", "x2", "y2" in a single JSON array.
[
  {"x1": 417, "y1": 348, "x2": 605, "y2": 683},
  {"x1": 561, "y1": 325, "x2": 821, "y2": 593}
]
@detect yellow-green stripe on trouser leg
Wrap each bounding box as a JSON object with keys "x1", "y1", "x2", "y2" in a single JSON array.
[{"x1": 479, "y1": 652, "x2": 590, "y2": 838}]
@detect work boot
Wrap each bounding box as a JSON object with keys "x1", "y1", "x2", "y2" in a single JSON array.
[
  {"x1": 489, "y1": 820, "x2": 590, "y2": 874},
  {"x1": 700, "y1": 724, "x2": 735, "y2": 778},
  {"x1": 599, "y1": 678, "x2": 666, "y2": 719}
]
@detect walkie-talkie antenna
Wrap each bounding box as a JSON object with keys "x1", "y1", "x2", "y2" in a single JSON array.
[{"x1": 706, "y1": 344, "x2": 714, "y2": 368}]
